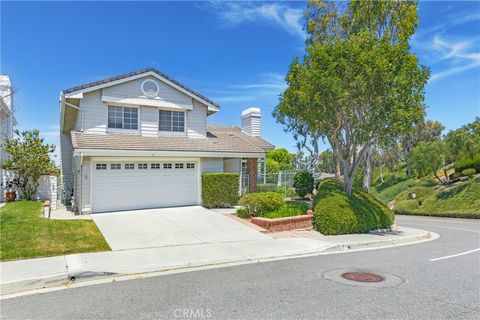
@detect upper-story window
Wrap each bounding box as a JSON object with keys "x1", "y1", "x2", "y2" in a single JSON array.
[
  {"x1": 108, "y1": 106, "x2": 138, "y2": 130},
  {"x1": 159, "y1": 110, "x2": 185, "y2": 132}
]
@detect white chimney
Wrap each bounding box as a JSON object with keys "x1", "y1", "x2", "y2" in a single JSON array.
[{"x1": 241, "y1": 107, "x2": 261, "y2": 137}]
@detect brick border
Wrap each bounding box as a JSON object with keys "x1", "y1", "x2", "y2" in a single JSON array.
[{"x1": 251, "y1": 212, "x2": 313, "y2": 232}]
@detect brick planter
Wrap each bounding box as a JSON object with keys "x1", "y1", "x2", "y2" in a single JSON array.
[{"x1": 251, "y1": 213, "x2": 313, "y2": 232}]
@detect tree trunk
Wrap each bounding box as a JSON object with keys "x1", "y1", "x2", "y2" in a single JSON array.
[
  {"x1": 362, "y1": 145, "x2": 373, "y2": 192},
  {"x1": 403, "y1": 142, "x2": 412, "y2": 177},
  {"x1": 433, "y1": 172, "x2": 445, "y2": 185},
  {"x1": 333, "y1": 149, "x2": 340, "y2": 177},
  {"x1": 343, "y1": 173, "x2": 354, "y2": 195},
  {"x1": 379, "y1": 164, "x2": 384, "y2": 183}
]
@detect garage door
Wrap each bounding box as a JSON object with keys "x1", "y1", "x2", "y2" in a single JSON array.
[{"x1": 91, "y1": 161, "x2": 199, "y2": 213}]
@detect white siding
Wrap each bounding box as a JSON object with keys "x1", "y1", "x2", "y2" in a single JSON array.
[
  {"x1": 201, "y1": 158, "x2": 224, "y2": 173},
  {"x1": 60, "y1": 131, "x2": 74, "y2": 204},
  {"x1": 187, "y1": 101, "x2": 207, "y2": 138},
  {"x1": 103, "y1": 76, "x2": 193, "y2": 110},
  {"x1": 140, "y1": 106, "x2": 159, "y2": 137},
  {"x1": 78, "y1": 90, "x2": 107, "y2": 134},
  {"x1": 223, "y1": 158, "x2": 241, "y2": 173}
]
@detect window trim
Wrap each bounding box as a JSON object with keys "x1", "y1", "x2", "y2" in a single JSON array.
[
  {"x1": 158, "y1": 110, "x2": 186, "y2": 133},
  {"x1": 107, "y1": 105, "x2": 140, "y2": 132}
]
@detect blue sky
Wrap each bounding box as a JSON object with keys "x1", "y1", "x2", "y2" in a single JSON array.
[{"x1": 1, "y1": 1, "x2": 479, "y2": 160}]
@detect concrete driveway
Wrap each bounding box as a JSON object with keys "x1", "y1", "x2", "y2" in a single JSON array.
[{"x1": 91, "y1": 206, "x2": 270, "y2": 250}]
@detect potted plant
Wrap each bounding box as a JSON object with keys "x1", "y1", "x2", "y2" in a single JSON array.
[{"x1": 1, "y1": 178, "x2": 21, "y2": 202}]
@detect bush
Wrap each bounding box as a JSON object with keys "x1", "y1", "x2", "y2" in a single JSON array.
[
  {"x1": 313, "y1": 180, "x2": 394, "y2": 235},
  {"x1": 202, "y1": 173, "x2": 239, "y2": 208},
  {"x1": 394, "y1": 200, "x2": 420, "y2": 213},
  {"x1": 461, "y1": 168, "x2": 476, "y2": 177},
  {"x1": 293, "y1": 171, "x2": 314, "y2": 198},
  {"x1": 236, "y1": 208, "x2": 252, "y2": 219},
  {"x1": 456, "y1": 154, "x2": 480, "y2": 173},
  {"x1": 262, "y1": 202, "x2": 308, "y2": 219},
  {"x1": 238, "y1": 192, "x2": 285, "y2": 217},
  {"x1": 256, "y1": 183, "x2": 277, "y2": 193}
]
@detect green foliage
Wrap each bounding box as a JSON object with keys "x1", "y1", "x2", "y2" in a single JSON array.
[
  {"x1": 236, "y1": 208, "x2": 252, "y2": 219},
  {"x1": 266, "y1": 148, "x2": 294, "y2": 173},
  {"x1": 2, "y1": 130, "x2": 59, "y2": 200},
  {"x1": 238, "y1": 192, "x2": 285, "y2": 217},
  {"x1": 256, "y1": 183, "x2": 278, "y2": 193},
  {"x1": 293, "y1": 170, "x2": 314, "y2": 198},
  {"x1": 449, "y1": 172, "x2": 462, "y2": 180},
  {"x1": 445, "y1": 118, "x2": 480, "y2": 163},
  {"x1": 0, "y1": 201, "x2": 110, "y2": 261},
  {"x1": 456, "y1": 154, "x2": 480, "y2": 173},
  {"x1": 317, "y1": 150, "x2": 336, "y2": 173},
  {"x1": 201, "y1": 173, "x2": 240, "y2": 208},
  {"x1": 411, "y1": 139, "x2": 448, "y2": 183},
  {"x1": 461, "y1": 168, "x2": 476, "y2": 177},
  {"x1": 394, "y1": 199, "x2": 420, "y2": 212},
  {"x1": 313, "y1": 180, "x2": 394, "y2": 235},
  {"x1": 262, "y1": 203, "x2": 309, "y2": 219}
]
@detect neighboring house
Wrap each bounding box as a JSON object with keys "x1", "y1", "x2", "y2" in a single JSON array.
[
  {"x1": 0, "y1": 75, "x2": 17, "y2": 203},
  {"x1": 60, "y1": 68, "x2": 274, "y2": 214}
]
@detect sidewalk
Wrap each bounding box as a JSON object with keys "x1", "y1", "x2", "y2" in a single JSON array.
[{"x1": 0, "y1": 226, "x2": 437, "y2": 296}]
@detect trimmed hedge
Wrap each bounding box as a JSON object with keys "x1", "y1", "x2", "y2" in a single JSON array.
[
  {"x1": 313, "y1": 179, "x2": 394, "y2": 235},
  {"x1": 202, "y1": 173, "x2": 239, "y2": 208},
  {"x1": 394, "y1": 210, "x2": 480, "y2": 219},
  {"x1": 238, "y1": 192, "x2": 285, "y2": 217},
  {"x1": 293, "y1": 171, "x2": 314, "y2": 198}
]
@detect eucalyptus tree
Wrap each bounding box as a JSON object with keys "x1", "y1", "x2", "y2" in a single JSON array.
[{"x1": 275, "y1": 0, "x2": 428, "y2": 195}]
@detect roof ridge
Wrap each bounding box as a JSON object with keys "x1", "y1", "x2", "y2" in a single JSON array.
[{"x1": 231, "y1": 131, "x2": 265, "y2": 153}]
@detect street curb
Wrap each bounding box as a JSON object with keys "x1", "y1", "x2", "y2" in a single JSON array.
[{"x1": 0, "y1": 229, "x2": 438, "y2": 298}]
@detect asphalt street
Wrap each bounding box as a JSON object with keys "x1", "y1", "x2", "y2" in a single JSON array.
[{"x1": 1, "y1": 215, "x2": 479, "y2": 320}]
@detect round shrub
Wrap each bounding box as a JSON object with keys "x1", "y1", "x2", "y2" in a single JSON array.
[
  {"x1": 394, "y1": 199, "x2": 420, "y2": 213},
  {"x1": 236, "y1": 208, "x2": 252, "y2": 219},
  {"x1": 293, "y1": 171, "x2": 314, "y2": 198},
  {"x1": 256, "y1": 183, "x2": 277, "y2": 193},
  {"x1": 313, "y1": 180, "x2": 394, "y2": 235},
  {"x1": 449, "y1": 172, "x2": 462, "y2": 180},
  {"x1": 461, "y1": 168, "x2": 476, "y2": 177},
  {"x1": 238, "y1": 192, "x2": 285, "y2": 217}
]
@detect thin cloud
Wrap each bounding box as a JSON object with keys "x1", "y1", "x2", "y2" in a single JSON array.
[
  {"x1": 430, "y1": 60, "x2": 480, "y2": 82},
  {"x1": 207, "y1": 1, "x2": 306, "y2": 40}
]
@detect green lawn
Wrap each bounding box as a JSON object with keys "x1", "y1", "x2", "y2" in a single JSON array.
[{"x1": 0, "y1": 201, "x2": 110, "y2": 261}]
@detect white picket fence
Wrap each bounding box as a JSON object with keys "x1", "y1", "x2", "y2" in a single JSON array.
[{"x1": 1, "y1": 170, "x2": 57, "y2": 209}]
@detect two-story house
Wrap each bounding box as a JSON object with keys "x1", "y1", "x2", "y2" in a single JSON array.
[
  {"x1": 60, "y1": 68, "x2": 273, "y2": 214},
  {"x1": 1, "y1": 75, "x2": 17, "y2": 203}
]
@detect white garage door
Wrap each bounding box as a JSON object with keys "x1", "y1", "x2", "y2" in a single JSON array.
[{"x1": 91, "y1": 161, "x2": 199, "y2": 213}]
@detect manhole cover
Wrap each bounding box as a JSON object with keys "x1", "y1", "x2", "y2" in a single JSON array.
[{"x1": 342, "y1": 272, "x2": 384, "y2": 283}]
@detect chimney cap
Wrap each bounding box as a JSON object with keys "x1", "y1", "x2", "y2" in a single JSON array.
[{"x1": 242, "y1": 107, "x2": 261, "y2": 117}]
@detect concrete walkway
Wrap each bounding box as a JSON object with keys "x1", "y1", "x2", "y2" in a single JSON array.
[{"x1": 0, "y1": 226, "x2": 437, "y2": 296}]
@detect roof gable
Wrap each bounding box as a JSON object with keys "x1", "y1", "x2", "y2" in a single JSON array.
[{"x1": 62, "y1": 68, "x2": 220, "y2": 112}]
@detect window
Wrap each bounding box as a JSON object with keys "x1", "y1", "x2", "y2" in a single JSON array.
[
  {"x1": 141, "y1": 79, "x2": 160, "y2": 98},
  {"x1": 159, "y1": 110, "x2": 185, "y2": 132},
  {"x1": 96, "y1": 164, "x2": 107, "y2": 170},
  {"x1": 108, "y1": 106, "x2": 138, "y2": 130},
  {"x1": 111, "y1": 163, "x2": 121, "y2": 170},
  {"x1": 151, "y1": 163, "x2": 161, "y2": 169},
  {"x1": 163, "y1": 163, "x2": 172, "y2": 169},
  {"x1": 186, "y1": 163, "x2": 195, "y2": 169},
  {"x1": 175, "y1": 163, "x2": 184, "y2": 169},
  {"x1": 124, "y1": 163, "x2": 135, "y2": 170},
  {"x1": 138, "y1": 163, "x2": 148, "y2": 169}
]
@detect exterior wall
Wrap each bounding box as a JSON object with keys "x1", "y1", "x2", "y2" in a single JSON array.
[
  {"x1": 223, "y1": 158, "x2": 241, "y2": 173},
  {"x1": 75, "y1": 78, "x2": 208, "y2": 138},
  {"x1": 80, "y1": 157, "x2": 91, "y2": 213},
  {"x1": 77, "y1": 90, "x2": 107, "y2": 134},
  {"x1": 60, "y1": 131, "x2": 74, "y2": 204},
  {"x1": 102, "y1": 76, "x2": 193, "y2": 110},
  {"x1": 201, "y1": 158, "x2": 224, "y2": 173},
  {"x1": 187, "y1": 101, "x2": 207, "y2": 138}
]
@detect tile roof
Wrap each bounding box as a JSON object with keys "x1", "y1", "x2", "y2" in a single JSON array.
[
  {"x1": 71, "y1": 126, "x2": 274, "y2": 154},
  {"x1": 62, "y1": 67, "x2": 220, "y2": 109}
]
